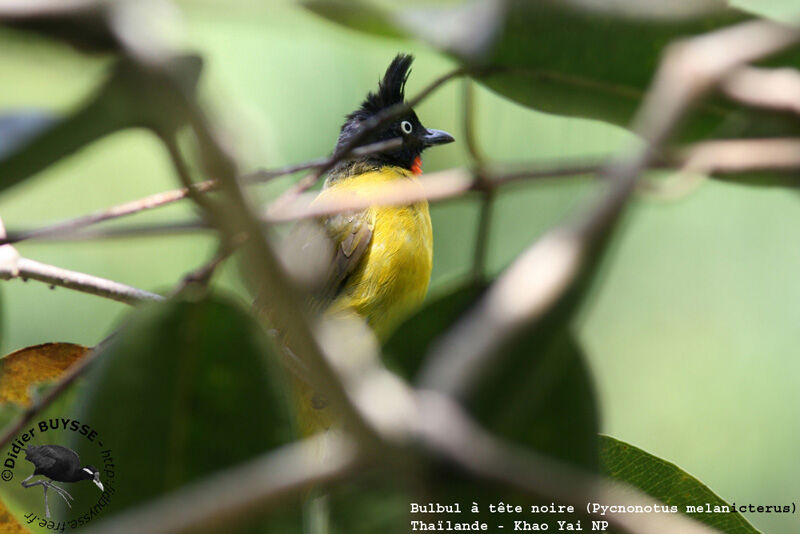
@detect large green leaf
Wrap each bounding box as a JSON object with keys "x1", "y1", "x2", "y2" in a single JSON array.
[
  {"x1": 304, "y1": 0, "x2": 800, "y2": 142},
  {"x1": 0, "y1": 55, "x2": 202, "y2": 194},
  {"x1": 385, "y1": 282, "x2": 598, "y2": 528},
  {"x1": 57, "y1": 295, "x2": 299, "y2": 529},
  {"x1": 601, "y1": 436, "x2": 759, "y2": 533}
]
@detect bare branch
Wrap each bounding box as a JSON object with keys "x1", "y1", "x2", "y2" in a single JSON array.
[
  {"x1": 6, "y1": 134, "x2": 800, "y2": 246},
  {"x1": 0, "y1": 138, "x2": 404, "y2": 247},
  {"x1": 84, "y1": 434, "x2": 359, "y2": 534},
  {"x1": 679, "y1": 137, "x2": 800, "y2": 174},
  {"x1": 169, "y1": 95, "x2": 384, "y2": 446},
  {"x1": 462, "y1": 78, "x2": 494, "y2": 283},
  {"x1": 721, "y1": 65, "x2": 800, "y2": 116},
  {"x1": 0, "y1": 256, "x2": 163, "y2": 305}
]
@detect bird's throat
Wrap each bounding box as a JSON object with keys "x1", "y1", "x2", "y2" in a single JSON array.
[{"x1": 411, "y1": 156, "x2": 422, "y2": 175}]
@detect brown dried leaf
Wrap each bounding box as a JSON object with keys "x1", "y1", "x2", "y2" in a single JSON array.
[
  {"x1": 0, "y1": 498, "x2": 26, "y2": 534},
  {"x1": 0, "y1": 342, "x2": 89, "y2": 406},
  {"x1": 0, "y1": 342, "x2": 89, "y2": 531}
]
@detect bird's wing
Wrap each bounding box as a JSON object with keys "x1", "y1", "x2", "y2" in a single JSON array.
[
  {"x1": 33, "y1": 446, "x2": 79, "y2": 470},
  {"x1": 278, "y1": 209, "x2": 373, "y2": 314},
  {"x1": 317, "y1": 210, "x2": 373, "y2": 307}
]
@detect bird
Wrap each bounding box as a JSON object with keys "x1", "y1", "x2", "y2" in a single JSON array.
[
  {"x1": 281, "y1": 53, "x2": 454, "y2": 435},
  {"x1": 21, "y1": 444, "x2": 104, "y2": 519}
]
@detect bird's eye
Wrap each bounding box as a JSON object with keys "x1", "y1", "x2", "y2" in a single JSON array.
[{"x1": 400, "y1": 120, "x2": 413, "y2": 134}]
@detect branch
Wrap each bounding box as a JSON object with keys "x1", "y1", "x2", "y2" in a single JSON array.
[
  {"x1": 0, "y1": 256, "x2": 163, "y2": 305},
  {"x1": 462, "y1": 78, "x2": 494, "y2": 282},
  {"x1": 7, "y1": 134, "x2": 800, "y2": 245},
  {"x1": 721, "y1": 65, "x2": 800, "y2": 116},
  {"x1": 417, "y1": 19, "x2": 800, "y2": 397},
  {"x1": 161, "y1": 94, "x2": 384, "y2": 447},
  {"x1": 83, "y1": 434, "x2": 359, "y2": 534},
  {"x1": 0, "y1": 138, "x2": 404, "y2": 246},
  {"x1": 678, "y1": 137, "x2": 800, "y2": 174}
]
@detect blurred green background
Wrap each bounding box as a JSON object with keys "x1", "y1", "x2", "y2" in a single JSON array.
[{"x1": 1, "y1": 1, "x2": 799, "y2": 532}]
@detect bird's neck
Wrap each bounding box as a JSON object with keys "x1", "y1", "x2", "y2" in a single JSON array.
[{"x1": 326, "y1": 157, "x2": 412, "y2": 187}]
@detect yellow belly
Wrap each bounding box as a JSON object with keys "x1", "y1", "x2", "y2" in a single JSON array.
[
  {"x1": 295, "y1": 166, "x2": 433, "y2": 436},
  {"x1": 323, "y1": 168, "x2": 433, "y2": 341}
]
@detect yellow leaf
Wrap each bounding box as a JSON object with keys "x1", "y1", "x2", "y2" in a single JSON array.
[
  {"x1": 0, "y1": 343, "x2": 90, "y2": 531},
  {"x1": 0, "y1": 343, "x2": 89, "y2": 406},
  {"x1": 0, "y1": 498, "x2": 26, "y2": 534}
]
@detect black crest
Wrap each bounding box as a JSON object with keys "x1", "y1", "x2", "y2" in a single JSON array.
[
  {"x1": 358, "y1": 54, "x2": 413, "y2": 116},
  {"x1": 331, "y1": 53, "x2": 453, "y2": 177}
]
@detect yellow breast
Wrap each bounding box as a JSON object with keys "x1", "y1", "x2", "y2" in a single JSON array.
[{"x1": 321, "y1": 166, "x2": 433, "y2": 341}]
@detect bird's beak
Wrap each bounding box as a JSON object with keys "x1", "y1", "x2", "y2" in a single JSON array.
[
  {"x1": 420, "y1": 128, "x2": 455, "y2": 147},
  {"x1": 93, "y1": 476, "x2": 104, "y2": 492}
]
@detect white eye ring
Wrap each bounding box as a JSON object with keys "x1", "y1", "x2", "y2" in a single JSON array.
[{"x1": 400, "y1": 120, "x2": 413, "y2": 134}]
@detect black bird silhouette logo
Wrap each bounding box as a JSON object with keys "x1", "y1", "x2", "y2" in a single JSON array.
[{"x1": 21, "y1": 444, "x2": 104, "y2": 519}]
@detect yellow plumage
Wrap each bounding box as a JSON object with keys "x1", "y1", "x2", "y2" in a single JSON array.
[
  {"x1": 323, "y1": 166, "x2": 433, "y2": 340},
  {"x1": 294, "y1": 165, "x2": 433, "y2": 436}
]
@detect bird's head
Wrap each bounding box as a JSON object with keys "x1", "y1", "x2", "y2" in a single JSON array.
[
  {"x1": 81, "y1": 465, "x2": 104, "y2": 491},
  {"x1": 334, "y1": 53, "x2": 454, "y2": 176}
]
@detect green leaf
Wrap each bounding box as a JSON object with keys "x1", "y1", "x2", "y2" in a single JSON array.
[
  {"x1": 388, "y1": 280, "x2": 598, "y2": 467},
  {"x1": 303, "y1": 0, "x2": 800, "y2": 142},
  {"x1": 0, "y1": 55, "x2": 202, "y2": 194},
  {"x1": 600, "y1": 436, "x2": 759, "y2": 533},
  {"x1": 384, "y1": 282, "x2": 485, "y2": 381},
  {"x1": 385, "y1": 282, "x2": 598, "y2": 528},
  {"x1": 60, "y1": 294, "x2": 299, "y2": 528}
]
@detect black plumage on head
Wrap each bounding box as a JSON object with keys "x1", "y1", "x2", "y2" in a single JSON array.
[
  {"x1": 330, "y1": 53, "x2": 453, "y2": 178},
  {"x1": 357, "y1": 53, "x2": 413, "y2": 116}
]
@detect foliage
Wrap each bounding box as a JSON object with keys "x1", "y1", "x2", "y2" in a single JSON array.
[{"x1": 0, "y1": 0, "x2": 796, "y2": 533}]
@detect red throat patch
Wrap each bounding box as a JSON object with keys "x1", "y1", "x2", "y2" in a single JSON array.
[{"x1": 411, "y1": 156, "x2": 423, "y2": 175}]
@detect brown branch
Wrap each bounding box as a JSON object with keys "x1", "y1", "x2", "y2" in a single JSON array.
[
  {"x1": 0, "y1": 217, "x2": 163, "y2": 305},
  {"x1": 173, "y1": 97, "x2": 384, "y2": 447},
  {"x1": 0, "y1": 257, "x2": 164, "y2": 305},
  {"x1": 0, "y1": 138, "x2": 404, "y2": 246},
  {"x1": 6, "y1": 135, "x2": 800, "y2": 245}
]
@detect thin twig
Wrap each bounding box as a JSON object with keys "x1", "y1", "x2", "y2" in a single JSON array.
[
  {"x1": 0, "y1": 138, "x2": 404, "y2": 247},
  {"x1": 6, "y1": 135, "x2": 800, "y2": 245},
  {"x1": 169, "y1": 244, "x2": 235, "y2": 299},
  {"x1": 0, "y1": 181, "x2": 216, "y2": 246},
  {"x1": 83, "y1": 434, "x2": 360, "y2": 534},
  {"x1": 173, "y1": 96, "x2": 383, "y2": 447},
  {"x1": 0, "y1": 257, "x2": 163, "y2": 305},
  {"x1": 462, "y1": 78, "x2": 493, "y2": 283}
]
